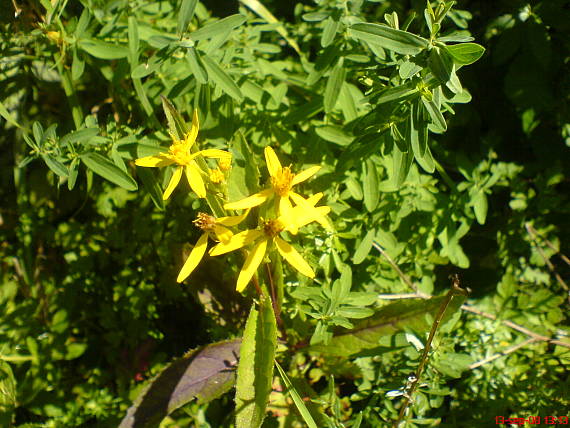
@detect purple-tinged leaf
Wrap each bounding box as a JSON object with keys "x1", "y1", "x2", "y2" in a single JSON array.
[{"x1": 120, "y1": 339, "x2": 241, "y2": 428}]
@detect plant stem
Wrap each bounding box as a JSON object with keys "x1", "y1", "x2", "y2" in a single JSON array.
[
  {"x1": 393, "y1": 275, "x2": 467, "y2": 428},
  {"x1": 55, "y1": 53, "x2": 83, "y2": 129}
]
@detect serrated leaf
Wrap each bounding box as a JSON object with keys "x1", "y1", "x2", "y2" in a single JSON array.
[
  {"x1": 324, "y1": 58, "x2": 345, "y2": 113},
  {"x1": 235, "y1": 295, "x2": 277, "y2": 428},
  {"x1": 201, "y1": 55, "x2": 243, "y2": 101},
  {"x1": 177, "y1": 0, "x2": 198, "y2": 35},
  {"x1": 363, "y1": 159, "x2": 379, "y2": 212},
  {"x1": 79, "y1": 39, "x2": 129, "y2": 59},
  {"x1": 444, "y1": 42, "x2": 485, "y2": 65},
  {"x1": 190, "y1": 14, "x2": 246, "y2": 41},
  {"x1": 81, "y1": 153, "x2": 138, "y2": 191},
  {"x1": 41, "y1": 154, "x2": 68, "y2": 178},
  {"x1": 119, "y1": 339, "x2": 241, "y2": 428},
  {"x1": 350, "y1": 22, "x2": 429, "y2": 55}
]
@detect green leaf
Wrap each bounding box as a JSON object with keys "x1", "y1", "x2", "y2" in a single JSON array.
[
  {"x1": 71, "y1": 50, "x2": 85, "y2": 81},
  {"x1": 392, "y1": 139, "x2": 413, "y2": 187},
  {"x1": 308, "y1": 298, "x2": 445, "y2": 357},
  {"x1": 275, "y1": 361, "x2": 318, "y2": 428},
  {"x1": 228, "y1": 131, "x2": 259, "y2": 202},
  {"x1": 363, "y1": 159, "x2": 379, "y2": 212},
  {"x1": 127, "y1": 17, "x2": 140, "y2": 67},
  {"x1": 429, "y1": 46, "x2": 454, "y2": 83},
  {"x1": 120, "y1": 339, "x2": 241, "y2": 428},
  {"x1": 201, "y1": 54, "x2": 244, "y2": 101},
  {"x1": 324, "y1": 58, "x2": 345, "y2": 113},
  {"x1": 81, "y1": 153, "x2": 138, "y2": 191},
  {"x1": 0, "y1": 360, "x2": 16, "y2": 427},
  {"x1": 315, "y1": 125, "x2": 353, "y2": 146},
  {"x1": 350, "y1": 22, "x2": 429, "y2": 55},
  {"x1": 60, "y1": 127, "x2": 100, "y2": 146},
  {"x1": 190, "y1": 14, "x2": 246, "y2": 41},
  {"x1": 187, "y1": 48, "x2": 208, "y2": 84},
  {"x1": 79, "y1": 39, "x2": 129, "y2": 59},
  {"x1": 177, "y1": 0, "x2": 198, "y2": 35},
  {"x1": 321, "y1": 16, "x2": 340, "y2": 48},
  {"x1": 444, "y1": 43, "x2": 485, "y2": 65},
  {"x1": 376, "y1": 82, "x2": 419, "y2": 105},
  {"x1": 235, "y1": 295, "x2": 277, "y2": 428},
  {"x1": 409, "y1": 101, "x2": 428, "y2": 159},
  {"x1": 472, "y1": 190, "x2": 488, "y2": 224},
  {"x1": 0, "y1": 99, "x2": 23, "y2": 129},
  {"x1": 161, "y1": 96, "x2": 188, "y2": 140},
  {"x1": 68, "y1": 158, "x2": 79, "y2": 190},
  {"x1": 353, "y1": 229, "x2": 375, "y2": 264},
  {"x1": 41, "y1": 154, "x2": 68, "y2": 178},
  {"x1": 421, "y1": 96, "x2": 447, "y2": 132}
]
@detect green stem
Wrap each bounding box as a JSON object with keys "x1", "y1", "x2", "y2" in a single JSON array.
[{"x1": 55, "y1": 52, "x2": 83, "y2": 129}]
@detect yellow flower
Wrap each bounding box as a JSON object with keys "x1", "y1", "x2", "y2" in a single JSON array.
[
  {"x1": 210, "y1": 194, "x2": 330, "y2": 292},
  {"x1": 135, "y1": 110, "x2": 231, "y2": 200},
  {"x1": 218, "y1": 157, "x2": 232, "y2": 172},
  {"x1": 177, "y1": 210, "x2": 249, "y2": 283},
  {"x1": 224, "y1": 146, "x2": 321, "y2": 215},
  {"x1": 209, "y1": 168, "x2": 225, "y2": 184}
]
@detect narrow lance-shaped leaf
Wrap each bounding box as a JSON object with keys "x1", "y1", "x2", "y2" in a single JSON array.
[
  {"x1": 235, "y1": 294, "x2": 277, "y2": 428},
  {"x1": 161, "y1": 96, "x2": 188, "y2": 140},
  {"x1": 177, "y1": 0, "x2": 198, "y2": 36},
  {"x1": 201, "y1": 54, "x2": 244, "y2": 101},
  {"x1": 429, "y1": 46, "x2": 453, "y2": 84},
  {"x1": 41, "y1": 154, "x2": 68, "y2": 178},
  {"x1": 324, "y1": 58, "x2": 345, "y2": 113},
  {"x1": 350, "y1": 22, "x2": 429, "y2": 55},
  {"x1": 321, "y1": 16, "x2": 340, "y2": 48},
  {"x1": 393, "y1": 137, "x2": 413, "y2": 187},
  {"x1": 275, "y1": 361, "x2": 318, "y2": 428},
  {"x1": 189, "y1": 14, "x2": 246, "y2": 41},
  {"x1": 363, "y1": 159, "x2": 379, "y2": 212},
  {"x1": 119, "y1": 339, "x2": 241, "y2": 428},
  {"x1": 187, "y1": 48, "x2": 208, "y2": 84},
  {"x1": 81, "y1": 152, "x2": 138, "y2": 191},
  {"x1": 79, "y1": 39, "x2": 129, "y2": 59}
]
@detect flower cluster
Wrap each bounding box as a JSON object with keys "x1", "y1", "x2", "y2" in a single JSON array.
[{"x1": 136, "y1": 109, "x2": 330, "y2": 292}]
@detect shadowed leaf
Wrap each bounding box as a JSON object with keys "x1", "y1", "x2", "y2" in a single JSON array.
[{"x1": 120, "y1": 339, "x2": 241, "y2": 428}]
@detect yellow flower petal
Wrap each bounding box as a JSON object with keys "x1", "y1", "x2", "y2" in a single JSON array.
[
  {"x1": 278, "y1": 196, "x2": 295, "y2": 231},
  {"x1": 177, "y1": 232, "x2": 209, "y2": 283},
  {"x1": 163, "y1": 166, "x2": 184, "y2": 200},
  {"x1": 305, "y1": 192, "x2": 324, "y2": 205},
  {"x1": 213, "y1": 224, "x2": 233, "y2": 244},
  {"x1": 224, "y1": 189, "x2": 273, "y2": 210},
  {"x1": 185, "y1": 162, "x2": 206, "y2": 198},
  {"x1": 264, "y1": 146, "x2": 282, "y2": 178},
  {"x1": 135, "y1": 155, "x2": 174, "y2": 167},
  {"x1": 209, "y1": 229, "x2": 264, "y2": 256},
  {"x1": 198, "y1": 149, "x2": 232, "y2": 159},
  {"x1": 274, "y1": 236, "x2": 315, "y2": 278},
  {"x1": 216, "y1": 209, "x2": 250, "y2": 227},
  {"x1": 236, "y1": 238, "x2": 268, "y2": 292},
  {"x1": 291, "y1": 165, "x2": 321, "y2": 185},
  {"x1": 184, "y1": 109, "x2": 199, "y2": 149}
]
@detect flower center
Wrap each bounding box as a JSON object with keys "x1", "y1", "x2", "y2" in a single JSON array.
[
  {"x1": 263, "y1": 219, "x2": 284, "y2": 237},
  {"x1": 168, "y1": 143, "x2": 193, "y2": 165},
  {"x1": 193, "y1": 212, "x2": 216, "y2": 231},
  {"x1": 270, "y1": 167, "x2": 294, "y2": 197}
]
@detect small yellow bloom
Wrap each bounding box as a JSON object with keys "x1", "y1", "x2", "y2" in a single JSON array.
[
  {"x1": 209, "y1": 168, "x2": 225, "y2": 184},
  {"x1": 218, "y1": 157, "x2": 232, "y2": 172},
  {"x1": 135, "y1": 110, "x2": 231, "y2": 200},
  {"x1": 210, "y1": 196, "x2": 330, "y2": 292},
  {"x1": 177, "y1": 210, "x2": 249, "y2": 283},
  {"x1": 224, "y1": 146, "x2": 320, "y2": 215}
]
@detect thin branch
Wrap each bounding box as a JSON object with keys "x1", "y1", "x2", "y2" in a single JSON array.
[
  {"x1": 461, "y1": 304, "x2": 570, "y2": 349},
  {"x1": 468, "y1": 337, "x2": 538, "y2": 369},
  {"x1": 393, "y1": 275, "x2": 468, "y2": 428},
  {"x1": 372, "y1": 241, "x2": 427, "y2": 297},
  {"x1": 525, "y1": 222, "x2": 570, "y2": 267}
]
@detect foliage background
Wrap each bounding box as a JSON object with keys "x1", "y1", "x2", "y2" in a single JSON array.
[{"x1": 1, "y1": 0, "x2": 568, "y2": 427}]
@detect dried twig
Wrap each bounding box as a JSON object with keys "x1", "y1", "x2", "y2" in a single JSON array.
[{"x1": 468, "y1": 337, "x2": 538, "y2": 369}]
